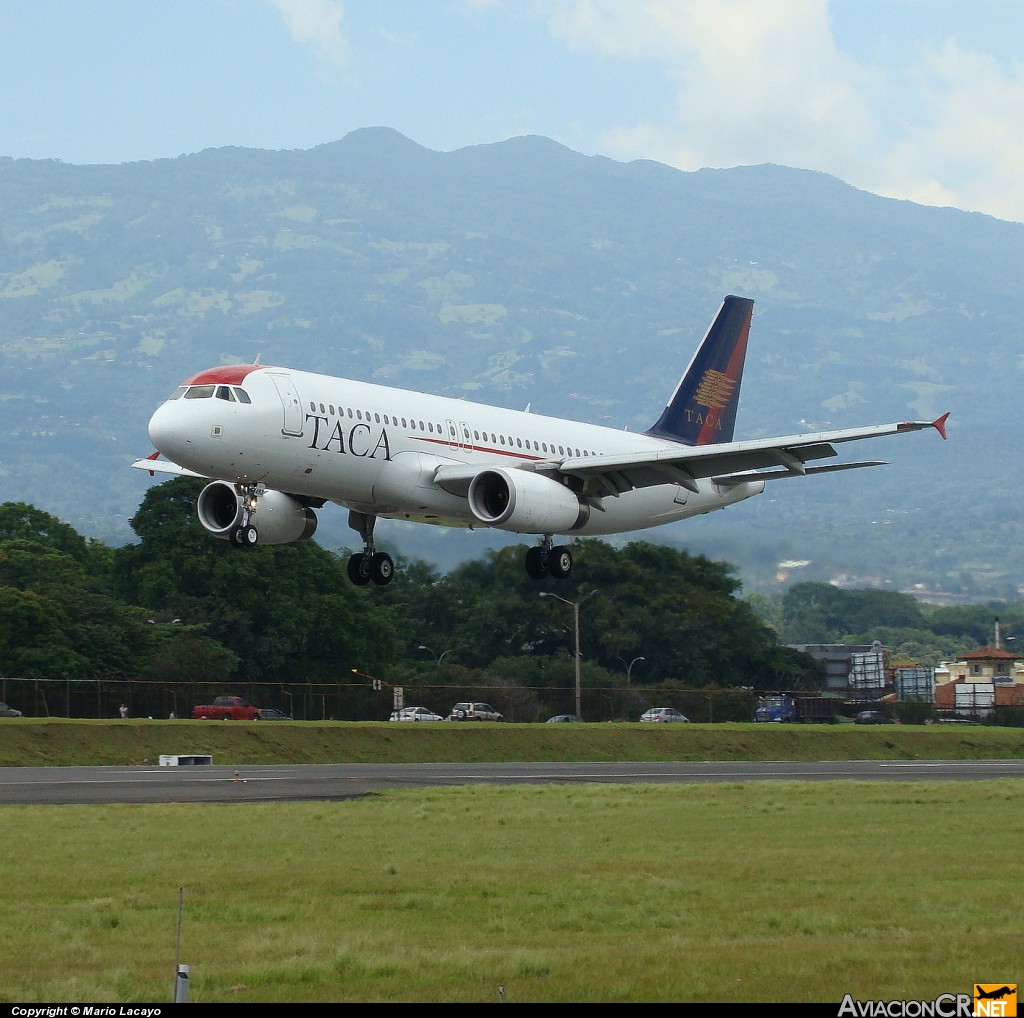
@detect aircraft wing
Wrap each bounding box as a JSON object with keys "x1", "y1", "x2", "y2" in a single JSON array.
[
  {"x1": 130, "y1": 453, "x2": 206, "y2": 479},
  {"x1": 431, "y1": 414, "x2": 948, "y2": 500},
  {"x1": 551, "y1": 414, "x2": 949, "y2": 498}
]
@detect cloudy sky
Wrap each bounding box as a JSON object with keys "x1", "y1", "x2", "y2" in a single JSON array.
[{"x1": 3, "y1": 0, "x2": 1023, "y2": 223}]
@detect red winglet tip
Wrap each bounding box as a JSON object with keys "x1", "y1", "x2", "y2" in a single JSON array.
[
  {"x1": 932, "y1": 412, "x2": 950, "y2": 440},
  {"x1": 145, "y1": 450, "x2": 159, "y2": 476}
]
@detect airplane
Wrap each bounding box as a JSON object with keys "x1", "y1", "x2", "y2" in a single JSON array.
[{"x1": 133, "y1": 295, "x2": 948, "y2": 586}]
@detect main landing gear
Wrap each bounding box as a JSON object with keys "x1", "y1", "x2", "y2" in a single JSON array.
[
  {"x1": 347, "y1": 510, "x2": 394, "y2": 586},
  {"x1": 525, "y1": 537, "x2": 573, "y2": 580}
]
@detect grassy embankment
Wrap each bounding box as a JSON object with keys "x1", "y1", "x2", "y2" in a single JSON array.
[{"x1": 1, "y1": 717, "x2": 1022, "y2": 767}]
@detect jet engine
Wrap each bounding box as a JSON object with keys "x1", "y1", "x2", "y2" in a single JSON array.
[
  {"x1": 196, "y1": 481, "x2": 318, "y2": 544},
  {"x1": 467, "y1": 469, "x2": 589, "y2": 533}
]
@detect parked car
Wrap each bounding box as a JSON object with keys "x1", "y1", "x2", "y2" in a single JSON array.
[
  {"x1": 639, "y1": 707, "x2": 689, "y2": 723},
  {"x1": 854, "y1": 710, "x2": 894, "y2": 725},
  {"x1": 256, "y1": 707, "x2": 292, "y2": 720},
  {"x1": 448, "y1": 702, "x2": 503, "y2": 721},
  {"x1": 390, "y1": 706, "x2": 443, "y2": 722},
  {"x1": 545, "y1": 714, "x2": 577, "y2": 723},
  {"x1": 0, "y1": 702, "x2": 22, "y2": 717}
]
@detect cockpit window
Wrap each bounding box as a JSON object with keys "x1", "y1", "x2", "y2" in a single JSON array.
[
  {"x1": 215, "y1": 385, "x2": 236, "y2": 402},
  {"x1": 233, "y1": 387, "x2": 251, "y2": 404},
  {"x1": 167, "y1": 386, "x2": 187, "y2": 400},
  {"x1": 184, "y1": 384, "x2": 215, "y2": 399}
]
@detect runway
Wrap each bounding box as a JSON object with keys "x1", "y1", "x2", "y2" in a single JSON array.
[{"x1": 1, "y1": 758, "x2": 1021, "y2": 804}]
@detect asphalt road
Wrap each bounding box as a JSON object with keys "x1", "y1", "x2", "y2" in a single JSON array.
[{"x1": 1, "y1": 759, "x2": 1021, "y2": 805}]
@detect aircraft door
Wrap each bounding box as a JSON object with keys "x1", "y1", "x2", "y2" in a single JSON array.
[
  {"x1": 268, "y1": 373, "x2": 303, "y2": 437},
  {"x1": 446, "y1": 419, "x2": 473, "y2": 452},
  {"x1": 446, "y1": 420, "x2": 472, "y2": 451}
]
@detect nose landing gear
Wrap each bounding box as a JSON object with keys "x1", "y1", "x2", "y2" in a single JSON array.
[{"x1": 231, "y1": 483, "x2": 265, "y2": 548}]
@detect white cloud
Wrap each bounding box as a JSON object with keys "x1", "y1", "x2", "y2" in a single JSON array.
[
  {"x1": 882, "y1": 40, "x2": 1024, "y2": 222},
  {"x1": 544, "y1": 0, "x2": 1024, "y2": 223},
  {"x1": 266, "y1": 0, "x2": 348, "y2": 67}
]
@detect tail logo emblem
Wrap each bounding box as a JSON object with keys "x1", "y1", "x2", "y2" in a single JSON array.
[{"x1": 693, "y1": 369, "x2": 736, "y2": 410}]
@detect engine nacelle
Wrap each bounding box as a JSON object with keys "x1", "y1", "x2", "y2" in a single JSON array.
[
  {"x1": 467, "y1": 469, "x2": 589, "y2": 534},
  {"x1": 196, "y1": 481, "x2": 318, "y2": 545}
]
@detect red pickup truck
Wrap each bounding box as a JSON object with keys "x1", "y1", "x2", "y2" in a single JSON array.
[{"x1": 192, "y1": 696, "x2": 261, "y2": 720}]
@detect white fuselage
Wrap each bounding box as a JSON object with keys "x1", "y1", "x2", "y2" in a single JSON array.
[{"x1": 147, "y1": 365, "x2": 762, "y2": 537}]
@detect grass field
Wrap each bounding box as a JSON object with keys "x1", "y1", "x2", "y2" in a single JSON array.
[{"x1": 2, "y1": 721, "x2": 1021, "y2": 1003}]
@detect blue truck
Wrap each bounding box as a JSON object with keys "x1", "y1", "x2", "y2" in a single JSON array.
[{"x1": 754, "y1": 694, "x2": 836, "y2": 723}]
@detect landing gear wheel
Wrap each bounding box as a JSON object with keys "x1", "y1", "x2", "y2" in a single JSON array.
[
  {"x1": 525, "y1": 546, "x2": 549, "y2": 579},
  {"x1": 232, "y1": 526, "x2": 247, "y2": 546},
  {"x1": 243, "y1": 525, "x2": 258, "y2": 547},
  {"x1": 549, "y1": 545, "x2": 573, "y2": 579},
  {"x1": 347, "y1": 553, "x2": 372, "y2": 586},
  {"x1": 370, "y1": 552, "x2": 395, "y2": 586}
]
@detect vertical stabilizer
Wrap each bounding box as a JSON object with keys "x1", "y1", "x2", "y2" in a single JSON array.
[{"x1": 645, "y1": 295, "x2": 753, "y2": 446}]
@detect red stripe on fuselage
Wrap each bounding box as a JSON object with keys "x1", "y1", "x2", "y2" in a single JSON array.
[
  {"x1": 412, "y1": 435, "x2": 543, "y2": 461},
  {"x1": 182, "y1": 364, "x2": 267, "y2": 386}
]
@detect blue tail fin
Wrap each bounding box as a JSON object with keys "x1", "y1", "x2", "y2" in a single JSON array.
[{"x1": 645, "y1": 295, "x2": 753, "y2": 446}]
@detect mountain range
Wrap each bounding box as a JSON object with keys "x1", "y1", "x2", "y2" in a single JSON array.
[{"x1": 1, "y1": 128, "x2": 1020, "y2": 600}]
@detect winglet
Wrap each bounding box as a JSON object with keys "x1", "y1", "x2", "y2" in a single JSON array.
[
  {"x1": 144, "y1": 450, "x2": 160, "y2": 476},
  {"x1": 931, "y1": 412, "x2": 950, "y2": 440}
]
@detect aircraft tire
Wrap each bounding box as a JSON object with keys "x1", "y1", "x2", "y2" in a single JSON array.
[
  {"x1": 525, "y1": 546, "x2": 548, "y2": 579},
  {"x1": 243, "y1": 525, "x2": 258, "y2": 546},
  {"x1": 549, "y1": 546, "x2": 573, "y2": 579},
  {"x1": 370, "y1": 552, "x2": 394, "y2": 585},
  {"x1": 347, "y1": 553, "x2": 372, "y2": 586}
]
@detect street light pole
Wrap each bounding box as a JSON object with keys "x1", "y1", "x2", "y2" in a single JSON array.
[
  {"x1": 626, "y1": 656, "x2": 645, "y2": 685},
  {"x1": 418, "y1": 645, "x2": 455, "y2": 667},
  {"x1": 540, "y1": 589, "x2": 598, "y2": 722}
]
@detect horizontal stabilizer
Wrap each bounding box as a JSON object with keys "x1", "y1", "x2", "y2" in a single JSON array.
[{"x1": 713, "y1": 460, "x2": 888, "y2": 487}]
